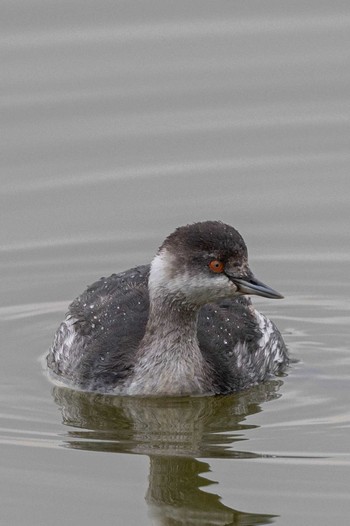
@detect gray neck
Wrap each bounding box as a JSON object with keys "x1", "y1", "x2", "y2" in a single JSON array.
[{"x1": 127, "y1": 294, "x2": 212, "y2": 396}]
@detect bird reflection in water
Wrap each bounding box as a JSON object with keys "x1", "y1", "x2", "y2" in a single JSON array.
[{"x1": 52, "y1": 380, "x2": 283, "y2": 525}]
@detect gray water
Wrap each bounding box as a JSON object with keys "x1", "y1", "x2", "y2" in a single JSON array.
[{"x1": 1, "y1": 1, "x2": 350, "y2": 524}]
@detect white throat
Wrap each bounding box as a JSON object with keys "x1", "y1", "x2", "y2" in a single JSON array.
[{"x1": 149, "y1": 248, "x2": 238, "y2": 307}]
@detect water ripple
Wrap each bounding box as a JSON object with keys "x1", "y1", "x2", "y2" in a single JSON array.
[
  {"x1": 3, "y1": 13, "x2": 350, "y2": 49},
  {"x1": 1, "y1": 151, "x2": 349, "y2": 194},
  {"x1": 0, "y1": 302, "x2": 68, "y2": 321}
]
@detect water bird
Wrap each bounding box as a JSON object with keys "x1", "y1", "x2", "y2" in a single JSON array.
[{"x1": 47, "y1": 221, "x2": 288, "y2": 395}]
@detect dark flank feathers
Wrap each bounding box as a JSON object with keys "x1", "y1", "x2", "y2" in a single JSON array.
[{"x1": 48, "y1": 265, "x2": 285, "y2": 393}]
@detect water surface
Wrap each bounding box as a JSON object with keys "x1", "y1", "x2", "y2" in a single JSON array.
[{"x1": 1, "y1": 1, "x2": 350, "y2": 524}]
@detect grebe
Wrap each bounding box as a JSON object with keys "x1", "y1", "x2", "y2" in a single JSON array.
[{"x1": 47, "y1": 221, "x2": 288, "y2": 395}]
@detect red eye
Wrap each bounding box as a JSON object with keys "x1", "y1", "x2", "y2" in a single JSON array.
[{"x1": 209, "y1": 260, "x2": 225, "y2": 273}]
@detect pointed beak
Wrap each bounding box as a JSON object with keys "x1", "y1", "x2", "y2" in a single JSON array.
[{"x1": 228, "y1": 273, "x2": 284, "y2": 299}]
